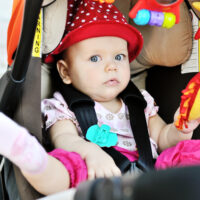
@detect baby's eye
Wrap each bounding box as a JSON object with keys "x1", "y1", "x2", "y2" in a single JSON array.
[
  {"x1": 90, "y1": 55, "x2": 101, "y2": 62},
  {"x1": 115, "y1": 54, "x2": 125, "y2": 61}
]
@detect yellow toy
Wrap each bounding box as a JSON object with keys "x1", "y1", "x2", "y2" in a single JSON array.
[{"x1": 175, "y1": 73, "x2": 200, "y2": 130}]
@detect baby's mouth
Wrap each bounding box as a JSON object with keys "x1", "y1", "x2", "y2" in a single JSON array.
[{"x1": 104, "y1": 78, "x2": 119, "y2": 86}]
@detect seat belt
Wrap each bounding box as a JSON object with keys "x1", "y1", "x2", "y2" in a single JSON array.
[{"x1": 59, "y1": 81, "x2": 154, "y2": 172}]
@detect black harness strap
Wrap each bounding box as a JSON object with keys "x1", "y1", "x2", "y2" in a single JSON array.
[
  {"x1": 119, "y1": 81, "x2": 154, "y2": 171},
  {"x1": 59, "y1": 84, "x2": 97, "y2": 134},
  {"x1": 59, "y1": 83, "x2": 131, "y2": 172},
  {"x1": 102, "y1": 147, "x2": 131, "y2": 172},
  {"x1": 59, "y1": 81, "x2": 154, "y2": 172}
]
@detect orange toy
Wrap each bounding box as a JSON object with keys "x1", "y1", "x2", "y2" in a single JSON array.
[
  {"x1": 175, "y1": 73, "x2": 200, "y2": 130},
  {"x1": 93, "y1": 0, "x2": 115, "y2": 3}
]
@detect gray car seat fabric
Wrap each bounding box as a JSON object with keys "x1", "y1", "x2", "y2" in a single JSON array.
[
  {"x1": 42, "y1": 0, "x2": 67, "y2": 54},
  {"x1": 4, "y1": 159, "x2": 20, "y2": 200},
  {"x1": 3, "y1": 56, "x2": 43, "y2": 200},
  {"x1": 13, "y1": 56, "x2": 43, "y2": 200}
]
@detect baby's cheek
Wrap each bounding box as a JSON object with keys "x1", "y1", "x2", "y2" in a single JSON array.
[{"x1": 88, "y1": 71, "x2": 102, "y2": 83}]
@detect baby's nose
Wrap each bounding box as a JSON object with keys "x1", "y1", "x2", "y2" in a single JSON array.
[{"x1": 105, "y1": 62, "x2": 118, "y2": 72}]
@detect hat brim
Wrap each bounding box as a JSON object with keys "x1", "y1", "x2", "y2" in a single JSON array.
[{"x1": 48, "y1": 21, "x2": 143, "y2": 63}]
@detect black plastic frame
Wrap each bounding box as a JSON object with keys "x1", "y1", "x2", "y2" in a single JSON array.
[{"x1": 0, "y1": 0, "x2": 42, "y2": 118}]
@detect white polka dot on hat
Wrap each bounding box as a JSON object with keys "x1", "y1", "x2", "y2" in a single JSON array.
[
  {"x1": 44, "y1": 0, "x2": 143, "y2": 63},
  {"x1": 65, "y1": 0, "x2": 126, "y2": 35}
]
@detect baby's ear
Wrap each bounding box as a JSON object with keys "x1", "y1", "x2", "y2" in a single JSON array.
[{"x1": 57, "y1": 60, "x2": 72, "y2": 84}]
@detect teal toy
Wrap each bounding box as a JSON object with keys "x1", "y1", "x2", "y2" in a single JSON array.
[
  {"x1": 133, "y1": 9, "x2": 151, "y2": 25},
  {"x1": 86, "y1": 124, "x2": 118, "y2": 147}
]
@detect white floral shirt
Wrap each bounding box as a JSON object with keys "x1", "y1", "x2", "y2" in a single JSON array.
[{"x1": 41, "y1": 90, "x2": 159, "y2": 158}]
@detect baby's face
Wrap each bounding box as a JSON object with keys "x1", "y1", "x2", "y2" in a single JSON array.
[{"x1": 60, "y1": 36, "x2": 130, "y2": 102}]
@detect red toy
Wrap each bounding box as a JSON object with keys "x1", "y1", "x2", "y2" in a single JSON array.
[
  {"x1": 193, "y1": 2, "x2": 200, "y2": 40},
  {"x1": 195, "y1": 28, "x2": 200, "y2": 40},
  {"x1": 175, "y1": 73, "x2": 200, "y2": 130},
  {"x1": 129, "y1": 0, "x2": 183, "y2": 24}
]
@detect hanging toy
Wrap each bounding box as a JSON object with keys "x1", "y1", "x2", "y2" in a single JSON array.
[
  {"x1": 175, "y1": 73, "x2": 200, "y2": 130},
  {"x1": 195, "y1": 28, "x2": 200, "y2": 40},
  {"x1": 193, "y1": 2, "x2": 200, "y2": 40},
  {"x1": 129, "y1": 0, "x2": 183, "y2": 28},
  {"x1": 92, "y1": 0, "x2": 115, "y2": 4}
]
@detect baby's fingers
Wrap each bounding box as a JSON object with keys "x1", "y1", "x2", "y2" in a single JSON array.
[
  {"x1": 112, "y1": 166, "x2": 121, "y2": 177},
  {"x1": 88, "y1": 168, "x2": 95, "y2": 180},
  {"x1": 182, "y1": 118, "x2": 200, "y2": 133},
  {"x1": 103, "y1": 169, "x2": 114, "y2": 178},
  {"x1": 95, "y1": 169, "x2": 105, "y2": 178},
  {"x1": 96, "y1": 167, "x2": 121, "y2": 178}
]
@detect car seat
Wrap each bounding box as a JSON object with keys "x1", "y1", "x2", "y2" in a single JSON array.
[
  {"x1": 0, "y1": 0, "x2": 45, "y2": 199},
  {"x1": 0, "y1": 0, "x2": 199, "y2": 199}
]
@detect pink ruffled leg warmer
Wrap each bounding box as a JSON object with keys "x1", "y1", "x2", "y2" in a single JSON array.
[
  {"x1": 155, "y1": 140, "x2": 200, "y2": 170},
  {"x1": 0, "y1": 112, "x2": 48, "y2": 174},
  {"x1": 49, "y1": 148, "x2": 88, "y2": 188}
]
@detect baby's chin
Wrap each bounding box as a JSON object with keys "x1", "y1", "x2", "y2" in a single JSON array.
[
  {"x1": 88, "y1": 86, "x2": 126, "y2": 102},
  {"x1": 92, "y1": 93, "x2": 120, "y2": 103}
]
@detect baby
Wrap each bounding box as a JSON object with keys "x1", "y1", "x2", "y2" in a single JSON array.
[{"x1": 0, "y1": 0, "x2": 199, "y2": 196}]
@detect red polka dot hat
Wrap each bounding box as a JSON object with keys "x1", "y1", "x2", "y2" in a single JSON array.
[{"x1": 44, "y1": 0, "x2": 143, "y2": 63}]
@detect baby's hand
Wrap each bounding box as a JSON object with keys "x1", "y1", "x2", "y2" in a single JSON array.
[
  {"x1": 180, "y1": 118, "x2": 200, "y2": 134},
  {"x1": 174, "y1": 108, "x2": 200, "y2": 134},
  {"x1": 84, "y1": 144, "x2": 121, "y2": 180}
]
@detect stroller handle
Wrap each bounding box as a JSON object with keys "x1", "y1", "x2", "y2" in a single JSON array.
[
  {"x1": 0, "y1": 0, "x2": 42, "y2": 116},
  {"x1": 11, "y1": 0, "x2": 42, "y2": 81}
]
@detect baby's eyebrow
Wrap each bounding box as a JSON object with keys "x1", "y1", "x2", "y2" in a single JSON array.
[
  {"x1": 86, "y1": 51, "x2": 102, "y2": 56},
  {"x1": 87, "y1": 53, "x2": 101, "y2": 57},
  {"x1": 115, "y1": 49, "x2": 128, "y2": 54}
]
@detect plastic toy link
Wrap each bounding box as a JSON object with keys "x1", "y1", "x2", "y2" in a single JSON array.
[
  {"x1": 175, "y1": 73, "x2": 200, "y2": 130},
  {"x1": 129, "y1": 0, "x2": 183, "y2": 28},
  {"x1": 92, "y1": 0, "x2": 115, "y2": 4}
]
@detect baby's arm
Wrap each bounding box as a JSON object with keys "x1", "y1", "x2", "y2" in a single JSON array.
[
  {"x1": 49, "y1": 119, "x2": 121, "y2": 179},
  {"x1": 148, "y1": 109, "x2": 198, "y2": 152}
]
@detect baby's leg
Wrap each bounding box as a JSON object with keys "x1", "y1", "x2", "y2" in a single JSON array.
[
  {"x1": 0, "y1": 112, "x2": 47, "y2": 174},
  {"x1": 0, "y1": 112, "x2": 70, "y2": 195}
]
